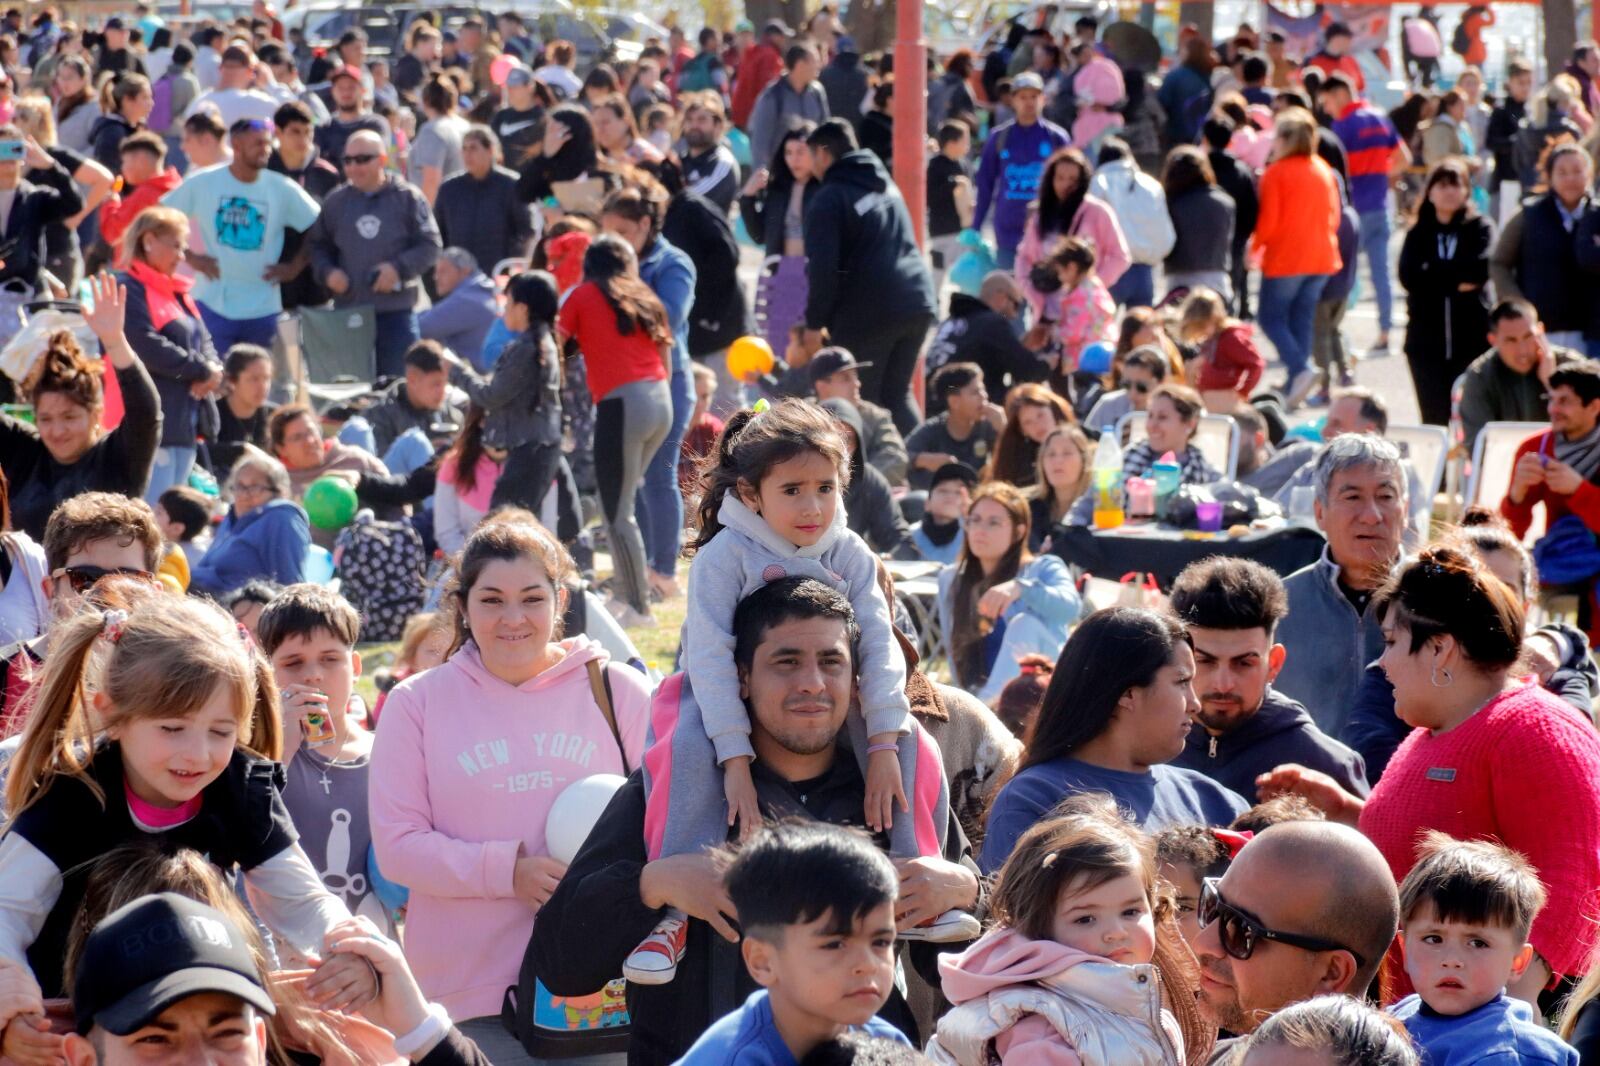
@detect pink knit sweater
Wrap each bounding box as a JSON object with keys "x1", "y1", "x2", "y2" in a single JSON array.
[{"x1": 1361, "y1": 681, "x2": 1600, "y2": 983}]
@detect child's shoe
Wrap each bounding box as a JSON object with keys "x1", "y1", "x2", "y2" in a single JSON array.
[
  {"x1": 899, "y1": 908, "x2": 981, "y2": 943},
  {"x1": 624, "y1": 908, "x2": 690, "y2": 984}
]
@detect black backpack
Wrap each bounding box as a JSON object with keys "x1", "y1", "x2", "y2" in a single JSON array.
[
  {"x1": 333, "y1": 512, "x2": 426, "y2": 642},
  {"x1": 500, "y1": 660, "x2": 633, "y2": 1058},
  {"x1": 1451, "y1": 19, "x2": 1471, "y2": 57}
]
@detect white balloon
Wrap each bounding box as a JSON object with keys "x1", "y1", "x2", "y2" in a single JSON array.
[{"x1": 544, "y1": 774, "x2": 628, "y2": 864}]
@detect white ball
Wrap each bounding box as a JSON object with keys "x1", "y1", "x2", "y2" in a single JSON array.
[{"x1": 544, "y1": 774, "x2": 628, "y2": 864}]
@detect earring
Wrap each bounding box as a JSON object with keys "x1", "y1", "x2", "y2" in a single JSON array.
[{"x1": 1431, "y1": 665, "x2": 1453, "y2": 688}]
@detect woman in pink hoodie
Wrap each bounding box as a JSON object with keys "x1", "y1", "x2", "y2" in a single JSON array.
[
  {"x1": 927, "y1": 794, "x2": 1213, "y2": 1066},
  {"x1": 370, "y1": 515, "x2": 651, "y2": 1061},
  {"x1": 1016, "y1": 147, "x2": 1131, "y2": 319}
]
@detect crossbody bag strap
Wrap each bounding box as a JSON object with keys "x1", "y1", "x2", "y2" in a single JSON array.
[{"x1": 585, "y1": 658, "x2": 629, "y2": 772}]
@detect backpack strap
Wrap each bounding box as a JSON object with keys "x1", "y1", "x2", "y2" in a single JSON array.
[{"x1": 586, "y1": 658, "x2": 628, "y2": 772}]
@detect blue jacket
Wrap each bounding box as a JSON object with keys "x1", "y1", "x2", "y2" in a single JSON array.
[
  {"x1": 937, "y1": 553, "x2": 1080, "y2": 704},
  {"x1": 973, "y1": 118, "x2": 1071, "y2": 243},
  {"x1": 190, "y1": 497, "x2": 309, "y2": 595},
  {"x1": 677, "y1": 990, "x2": 909, "y2": 1064},
  {"x1": 638, "y1": 236, "x2": 695, "y2": 375},
  {"x1": 120, "y1": 269, "x2": 218, "y2": 448},
  {"x1": 1273, "y1": 548, "x2": 1389, "y2": 742},
  {"x1": 1392, "y1": 993, "x2": 1579, "y2": 1066},
  {"x1": 418, "y1": 271, "x2": 498, "y2": 366}
]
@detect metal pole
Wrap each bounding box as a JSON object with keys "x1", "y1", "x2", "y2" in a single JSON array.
[{"x1": 892, "y1": 0, "x2": 928, "y2": 249}]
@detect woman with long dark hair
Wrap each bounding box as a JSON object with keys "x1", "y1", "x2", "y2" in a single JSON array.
[
  {"x1": 1399, "y1": 158, "x2": 1492, "y2": 425},
  {"x1": 937, "y1": 482, "x2": 1080, "y2": 706},
  {"x1": 1015, "y1": 146, "x2": 1129, "y2": 318},
  {"x1": 1162, "y1": 145, "x2": 1237, "y2": 301},
  {"x1": 514, "y1": 104, "x2": 615, "y2": 205},
  {"x1": 980, "y1": 606, "x2": 1247, "y2": 872},
  {"x1": 739, "y1": 122, "x2": 818, "y2": 354},
  {"x1": 556, "y1": 233, "x2": 673, "y2": 625},
  {"x1": 987, "y1": 382, "x2": 1074, "y2": 487}
]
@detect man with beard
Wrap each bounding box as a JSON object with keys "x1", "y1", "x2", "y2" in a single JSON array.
[
  {"x1": 1168, "y1": 557, "x2": 1369, "y2": 799},
  {"x1": 1194, "y1": 821, "x2": 1399, "y2": 1064},
  {"x1": 677, "y1": 93, "x2": 739, "y2": 214}
]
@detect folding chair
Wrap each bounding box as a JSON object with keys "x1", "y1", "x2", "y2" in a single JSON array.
[
  {"x1": 1387, "y1": 424, "x2": 1449, "y2": 540},
  {"x1": 1115, "y1": 411, "x2": 1240, "y2": 479},
  {"x1": 296, "y1": 305, "x2": 377, "y2": 410},
  {"x1": 1464, "y1": 421, "x2": 1547, "y2": 540}
]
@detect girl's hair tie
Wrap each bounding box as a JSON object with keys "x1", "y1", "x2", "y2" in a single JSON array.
[
  {"x1": 1041, "y1": 851, "x2": 1059, "y2": 869},
  {"x1": 236, "y1": 622, "x2": 255, "y2": 648},
  {"x1": 100, "y1": 609, "x2": 129, "y2": 644}
]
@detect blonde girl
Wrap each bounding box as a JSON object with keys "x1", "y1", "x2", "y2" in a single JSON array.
[
  {"x1": 929, "y1": 794, "x2": 1212, "y2": 1065},
  {"x1": 0, "y1": 596, "x2": 357, "y2": 1010}
]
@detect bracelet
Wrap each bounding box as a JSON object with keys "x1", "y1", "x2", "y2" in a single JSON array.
[
  {"x1": 866, "y1": 742, "x2": 899, "y2": 755},
  {"x1": 392, "y1": 1002, "x2": 452, "y2": 1059}
]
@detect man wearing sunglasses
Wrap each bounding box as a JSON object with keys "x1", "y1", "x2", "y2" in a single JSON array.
[
  {"x1": 162, "y1": 113, "x2": 321, "y2": 354},
  {"x1": 1193, "y1": 820, "x2": 1399, "y2": 1063},
  {"x1": 0, "y1": 492, "x2": 162, "y2": 730}
]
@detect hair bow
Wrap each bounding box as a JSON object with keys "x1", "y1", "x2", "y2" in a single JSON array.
[{"x1": 1211, "y1": 828, "x2": 1253, "y2": 861}]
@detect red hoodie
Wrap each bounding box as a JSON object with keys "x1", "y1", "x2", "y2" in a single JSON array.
[
  {"x1": 731, "y1": 41, "x2": 782, "y2": 129},
  {"x1": 100, "y1": 165, "x2": 183, "y2": 263},
  {"x1": 1194, "y1": 323, "x2": 1265, "y2": 397}
]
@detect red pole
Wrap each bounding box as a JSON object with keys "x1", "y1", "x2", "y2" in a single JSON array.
[{"x1": 892, "y1": 0, "x2": 928, "y2": 249}]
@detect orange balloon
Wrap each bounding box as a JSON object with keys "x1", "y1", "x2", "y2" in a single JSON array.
[{"x1": 725, "y1": 335, "x2": 776, "y2": 380}]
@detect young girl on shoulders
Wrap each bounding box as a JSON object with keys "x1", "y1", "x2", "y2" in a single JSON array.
[
  {"x1": 0, "y1": 595, "x2": 359, "y2": 1007},
  {"x1": 629, "y1": 398, "x2": 970, "y2": 985},
  {"x1": 930, "y1": 793, "x2": 1213, "y2": 1066}
]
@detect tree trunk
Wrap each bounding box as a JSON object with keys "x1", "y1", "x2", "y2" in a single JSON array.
[
  {"x1": 1547, "y1": 0, "x2": 1578, "y2": 80},
  {"x1": 744, "y1": 0, "x2": 810, "y2": 35},
  {"x1": 1178, "y1": 1, "x2": 1214, "y2": 44},
  {"x1": 845, "y1": 0, "x2": 897, "y2": 57}
]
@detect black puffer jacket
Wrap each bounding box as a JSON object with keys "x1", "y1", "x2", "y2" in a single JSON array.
[{"x1": 1165, "y1": 185, "x2": 1236, "y2": 274}]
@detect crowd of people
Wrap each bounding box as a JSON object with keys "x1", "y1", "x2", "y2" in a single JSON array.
[{"x1": 4, "y1": 3, "x2": 1600, "y2": 1066}]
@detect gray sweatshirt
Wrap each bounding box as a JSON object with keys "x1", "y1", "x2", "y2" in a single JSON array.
[
  {"x1": 686, "y1": 494, "x2": 910, "y2": 762},
  {"x1": 307, "y1": 176, "x2": 441, "y2": 313}
]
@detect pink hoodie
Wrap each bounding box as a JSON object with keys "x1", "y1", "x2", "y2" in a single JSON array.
[
  {"x1": 933, "y1": 928, "x2": 1183, "y2": 1066},
  {"x1": 369, "y1": 636, "x2": 651, "y2": 1020}
]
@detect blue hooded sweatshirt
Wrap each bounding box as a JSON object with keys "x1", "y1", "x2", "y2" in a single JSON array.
[
  {"x1": 190, "y1": 497, "x2": 310, "y2": 595},
  {"x1": 973, "y1": 117, "x2": 1071, "y2": 246}
]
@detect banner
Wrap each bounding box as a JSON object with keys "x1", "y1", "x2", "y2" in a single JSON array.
[{"x1": 1264, "y1": 3, "x2": 1393, "y2": 59}]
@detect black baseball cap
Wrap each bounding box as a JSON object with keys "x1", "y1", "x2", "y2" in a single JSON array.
[
  {"x1": 807, "y1": 346, "x2": 872, "y2": 385},
  {"x1": 73, "y1": 894, "x2": 276, "y2": 1036},
  {"x1": 930, "y1": 462, "x2": 979, "y2": 490},
  {"x1": 103, "y1": 16, "x2": 125, "y2": 30}
]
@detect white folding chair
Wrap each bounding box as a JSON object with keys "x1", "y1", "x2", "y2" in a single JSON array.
[
  {"x1": 1114, "y1": 411, "x2": 1239, "y2": 479},
  {"x1": 1464, "y1": 421, "x2": 1547, "y2": 539},
  {"x1": 1387, "y1": 424, "x2": 1449, "y2": 539}
]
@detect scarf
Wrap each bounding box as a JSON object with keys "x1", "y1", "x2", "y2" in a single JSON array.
[
  {"x1": 127, "y1": 258, "x2": 198, "y2": 333},
  {"x1": 921, "y1": 515, "x2": 962, "y2": 547},
  {"x1": 1553, "y1": 422, "x2": 1600, "y2": 481}
]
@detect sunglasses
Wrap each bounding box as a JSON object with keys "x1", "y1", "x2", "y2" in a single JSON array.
[
  {"x1": 1129, "y1": 380, "x2": 1153, "y2": 394},
  {"x1": 1197, "y1": 879, "x2": 1365, "y2": 966},
  {"x1": 50, "y1": 565, "x2": 155, "y2": 594},
  {"x1": 343, "y1": 153, "x2": 378, "y2": 165}
]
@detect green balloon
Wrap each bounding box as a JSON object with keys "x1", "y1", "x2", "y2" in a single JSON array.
[{"x1": 304, "y1": 476, "x2": 358, "y2": 530}]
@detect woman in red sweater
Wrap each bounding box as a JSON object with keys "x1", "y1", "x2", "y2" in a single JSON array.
[
  {"x1": 1177, "y1": 286, "x2": 1263, "y2": 411},
  {"x1": 1259, "y1": 545, "x2": 1600, "y2": 1008},
  {"x1": 1252, "y1": 107, "x2": 1342, "y2": 407}
]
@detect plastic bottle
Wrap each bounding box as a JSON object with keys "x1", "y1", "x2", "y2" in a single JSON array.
[
  {"x1": 1152, "y1": 450, "x2": 1182, "y2": 521},
  {"x1": 1091, "y1": 432, "x2": 1125, "y2": 530}
]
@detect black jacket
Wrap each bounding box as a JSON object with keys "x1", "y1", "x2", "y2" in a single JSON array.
[
  {"x1": 1208, "y1": 149, "x2": 1258, "y2": 245},
  {"x1": 88, "y1": 112, "x2": 137, "y2": 175},
  {"x1": 435, "y1": 165, "x2": 538, "y2": 274},
  {"x1": 818, "y1": 52, "x2": 869, "y2": 130},
  {"x1": 1170, "y1": 687, "x2": 1369, "y2": 800},
  {"x1": 803, "y1": 150, "x2": 935, "y2": 335},
  {"x1": 0, "y1": 161, "x2": 81, "y2": 293},
  {"x1": 528, "y1": 758, "x2": 976, "y2": 1066},
  {"x1": 1485, "y1": 97, "x2": 1527, "y2": 189},
  {"x1": 1165, "y1": 185, "x2": 1235, "y2": 274},
  {"x1": 738, "y1": 176, "x2": 818, "y2": 258},
  {"x1": 1510, "y1": 194, "x2": 1592, "y2": 335},
  {"x1": 267, "y1": 147, "x2": 341, "y2": 310},
  {"x1": 924, "y1": 292, "x2": 1046, "y2": 409},
  {"x1": 822, "y1": 397, "x2": 915, "y2": 556},
  {"x1": 662, "y1": 189, "x2": 750, "y2": 356},
  {"x1": 679, "y1": 144, "x2": 740, "y2": 215},
  {"x1": 120, "y1": 269, "x2": 219, "y2": 448},
  {"x1": 1398, "y1": 207, "x2": 1492, "y2": 370},
  {"x1": 859, "y1": 110, "x2": 893, "y2": 167}
]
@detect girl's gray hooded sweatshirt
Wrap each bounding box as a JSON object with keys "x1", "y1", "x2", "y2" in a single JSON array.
[{"x1": 685, "y1": 494, "x2": 911, "y2": 763}]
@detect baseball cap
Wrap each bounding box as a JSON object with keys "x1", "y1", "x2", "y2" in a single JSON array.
[
  {"x1": 1011, "y1": 71, "x2": 1045, "y2": 94},
  {"x1": 505, "y1": 62, "x2": 534, "y2": 88},
  {"x1": 808, "y1": 346, "x2": 872, "y2": 385},
  {"x1": 103, "y1": 16, "x2": 125, "y2": 30},
  {"x1": 930, "y1": 462, "x2": 979, "y2": 490},
  {"x1": 329, "y1": 63, "x2": 362, "y2": 83},
  {"x1": 762, "y1": 18, "x2": 791, "y2": 36},
  {"x1": 836, "y1": 34, "x2": 858, "y2": 54},
  {"x1": 73, "y1": 894, "x2": 276, "y2": 1037}
]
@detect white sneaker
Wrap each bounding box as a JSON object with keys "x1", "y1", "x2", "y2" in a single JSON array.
[
  {"x1": 624, "y1": 909, "x2": 689, "y2": 985},
  {"x1": 1284, "y1": 369, "x2": 1318, "y2": 410},
  {"x1": 899, "y1": 908, "x2": 982, "y2": 943}
]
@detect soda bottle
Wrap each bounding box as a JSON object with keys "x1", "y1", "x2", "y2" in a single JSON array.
[{"x1": 1091, "y1": 433, "x2": 1125, "y2": 530}]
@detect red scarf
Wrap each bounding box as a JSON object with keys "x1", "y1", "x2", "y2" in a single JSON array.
[{"x1": 127, "y1": 259, "x2": 199, "y2": 333}]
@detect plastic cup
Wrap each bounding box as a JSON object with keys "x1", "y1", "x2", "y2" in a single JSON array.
[{"x1": 1196, "y1": 500, "x2": 1223, "y2": 532}]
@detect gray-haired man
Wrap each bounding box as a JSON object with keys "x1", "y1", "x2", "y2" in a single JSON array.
[
  {"x1": 419, "y1": 247, "x2": 498, "y2": 364},
  {"x1": 1272, "y1": 434, "x2": 1407, "y2": 740}
]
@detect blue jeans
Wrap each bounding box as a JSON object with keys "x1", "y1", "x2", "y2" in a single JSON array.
[
  {"x1": 373, "y1": 310, "x2": 421, "y2": 379},
  {"x1": 197, "y1": 303, "x2": 278, "y2": 356},
  {"x1": 635, "y1": 365, "x2": 692, "y2": 577},
  {"x1": 1257, "y1": 274, "x2": 1329, "y2": 379},
  {"x1": 1357, "y1": 208, "x2": 1394, "y2": 333},
  {"x1": 1108, "y1": 262, "x2": 1154, "y2": 308},
  {"x1": 995, "y1": 232, "x2": 1020, "y2": 271},
  {"x1": 145, "y1": 445, "x2": 197, "y2": 502}
]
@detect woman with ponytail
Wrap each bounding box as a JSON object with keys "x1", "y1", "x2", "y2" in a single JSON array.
[
  {"x1": 1259, "y1": 545, "x2": 1600, "y2": 1004},
  {"x1": 88, "y1": 70, "x2": 152, "y2": 174},
  {"x1": 0, "y1": 272, "x2": 159, "y2": 538},
  {"x1": 0, "y1": 594, "x2": 367, "y2": 1019}
]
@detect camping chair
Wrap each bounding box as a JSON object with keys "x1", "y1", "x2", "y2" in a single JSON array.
[
  {"x1": 1115, "y1": 411, "x2": 1241, "y2": 479},
  {"x1": 1387, "y1": 424, "x2": 1449, "y2": 540},
  {"x1": 295, "y1": 305, "x2": 377, "y2": 410},
  {"x1": 1464, "y1": 421, "x2": 1547, "y2": 539}
]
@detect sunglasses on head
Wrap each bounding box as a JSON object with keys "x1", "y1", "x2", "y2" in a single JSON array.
[
  {"x1": 50, "y1": 565, "x2": 155, "y2": 594},
  {"x1": 343, "y1": 152, "x2": 378, "y2": 165},
  {"x1": 1197, "y1": 878, "x2": 1365, "y2": 966}
]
